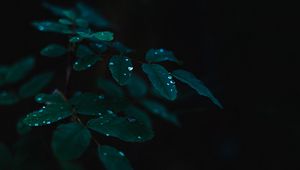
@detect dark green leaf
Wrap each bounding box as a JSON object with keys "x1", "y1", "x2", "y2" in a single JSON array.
[
  {"x1": 42, "y1": 2, "x2": 70, "y2": 18},
  {"x1": 142, "y1": 64, "x2": 177, "y2": 100},
  {"x1": 97, "y1": 78, "x2": 124, "y2": 98},
  {"x1": 141, "y1": 99, "x2": 179, "y2": 126},
  {"x1": 75, "y1": 18, "x2": 89, "y2": 28},
  {"x1": 52, "y1": 123, "x2": 91, "y2": 160},
  {"x1": 58, "y1": 19, "x2": 73, "y2": 25},
  {"x1": 126, "y1": 74, "x2": 148, "y2": 98},
  {"x1": 69, "y1": 36, "x2": 83, "y2": 43},
  {"x1": 98, "y1": 145, "x2": 133, "y2": 170},
  {"x1": 108, "y1": 55, "x2": 133, "y2": 85},
  {"x1": 6, "y1": 57, "x2": 35, "y2": 84},
  {"x1": 87, "y1": 112, "x2": 153, "y2": 142},
  {"x1": 19, "y1": 72, "x2": 53, "y2": 98},
  {"x1": 62, "y1": 10, "x2": 76, "y2": 20},
  {"x1": 76, "y1": 31, "x2": 93, "y2": 38},
  {"x1": 145, "y1": 49, "x2": 179, "y2": 63},
  {"x1": 76, "y1": 2, "x2": 110, "y2": 28},
  {"x1": 0, "y1": 143, "x2": 13, "y2": 170},
  {"x1": 70, "y1": 92, "x2": 106, "y2": 116},
  {"x1": 0, "y1": 91, "x2": 18, "y2": 105},
  {"x1": 23, "y1": 92, "x2": 72, "y2": 126},
  {"x1": 32, "y1": 21, "x2": 72, "y2": 34},
  {"x1": 124, "y1": 106, "x2": 152, "y2": 128},
  {"x1": 73, "y1": 45, "x2": 102, "y2": 71},
  {"x1": 92, "y1": 31, "x2": 114, "y2": 41},
  {"x1": 16, "y1": 117, "x2": 32, "y2": 135},
  {"x1": 111, "y1": 41, "x2": 132, "y2": 54},
  {"x1": 90, "y1": 43, "x2": 108, "y2": 53},
  {"x1": 41, "y1": 44, "x2": 67, "y2": 57},
  {"x1": 172, "y1": 69, "x2": 223, "y2": 108}
]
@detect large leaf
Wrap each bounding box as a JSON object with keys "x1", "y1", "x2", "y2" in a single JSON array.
[
  {"x1": 142, "y1": 64, "x2": 177, "y2": 100},
  {"x1": 73, "y1": 45, "x2": 102, "y2": 71},
  {"x1": 98, "y1": 145, "x2": 133, "y2": 170},
  {"x1": 0, "y1": 143, "x2": 13, "y2": 170},
  {"x1": 126, "y1": 74, "x2": 148, "y2": 98},
  {"x1": 0, "y1": 91, "x2": 18, "y2": 105},
  {"x1": 124, "y1": 106, "x2": 152, "y2": 128},
  {"x1": 5, "y1": 57, "x2": 35, "y2": 84},
  {"x1": 145, "y1": 48, "x2": 179, "y2": 63},
  {"x1": 172, "y1": 69, "x2": 223, "y2": 108},
  {"x1": 70, "y1": 92, "x2": 106, "y2": 116},
  {"x1": 108, "y1": 55, "x2": 133, "y2": 85},
  {"x1": 19, "y1": 72, "x2": 53, "y2": 98},
  {"x1": 141, "y1": 99, "x2": 179, "y2": 126},
  {"x1": 76, "y1": 2, "x2": 110, "y2": 28},
  {"x1": 92, "y1": 31, "x2": 114, "y2": 41},
  {"x1": 52, "y1": 123, "x2": 91, "y2": 160},
  {"x1": 32, "y1": 21, "x2": 72, "y2": 34},
  {"x1": 97, "y1": 78, "x2": 124, "y2": 98},
  {"x1": 23, "y1": 92, "x2": 72, "y2": 126},
  {"x1": 40, "y1": 44, "x2": 67, "y2": 57},
  {"x1": 87, "y1": 113, "x2": 153, "y2": 142}
]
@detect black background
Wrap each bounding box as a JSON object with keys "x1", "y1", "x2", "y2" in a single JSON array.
[{"x1": 1, "y1": 0, "x2": 300, "y2": 169}]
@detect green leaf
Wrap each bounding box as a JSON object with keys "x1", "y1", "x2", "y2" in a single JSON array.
[
  {"x1": 126, "y1": 74, "x2": 148, "y2": 98},
  {"x1": 16, "y1": 117, "x2": 32, "y2": 135},
  {"x1": 108, "y1": 55, "x2": 133, "y2": 85},
  {"x1": 6, "y1": 57, "x2": 35, "y2": 84},
  {"x1": 42, "y1": 2, "x2": 70, "y2": 18},
  {"x1": 98, "y1": 145, "x2": 133, "y2": 170},
  {"x1": 76, "y1": 2, "x2": 110, "y2": 28},
  {"x1": 58, "y1": 18, "x2": 73, "y2": 25},
  {"x1": 69, "y1": 36, "x2": 83, "y2": 43},
  {"x1": 62, "y1": 10, "x2": 76, "y2": 20},
  {"x1": 0, "y1": 143, "x2": 13, "y2": 170},
  {"x1": 52, "y1": 123, "x2": 91, "y2": 160},
  {"x1": 172, "y1": 69, "x2": 223, "y2": 108},
  {"x1": 87, "y1": 112, "x2": 153, "y2": 142},
  {"x1": 73, "y1": 45, "x2": 102, "y2": 71},
  {"x1": 97, "y1": 78, "x2": 124, "y2": 98},
  {"x1": 145, "y1": 49, "x2": 179, "y2": 63},
  {"x1": 41, "y1": 44, "x2": 67, "y2": 57},
  {"x1": 23, "y1": 92, "x2": 72, "y2": 126},
  {"x1": 32, "y1": 21, "x2": 72, "y2": 34},
  {"x1": 75, "y1": 18, "x2": 89, "y2": 28},
  {"x1": 142, "y1": 64, "x2": 177, "y2": 100},
  {"x1": 124, "y1": 106, "x2": 152, "y2": 128},
  {"x1": 70, "y1": 92, "x2": 106, "y2": 116},
  {"x1": 92, "y1": 31, "x2": 114, "y2": 41},
  {"x1": 0, "y1": 91, "x2": 18, "y2": 105},
  {"x1": 19, "y1": 72, "x2": 53, "y2": 98},
  {"x1": 141, "y1": 99, "x2": 179, "y2": 126}
]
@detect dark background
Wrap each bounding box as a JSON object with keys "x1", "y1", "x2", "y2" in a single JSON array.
[{"x1": 1, "y1": 0, "x2": 300, "y2": 169}]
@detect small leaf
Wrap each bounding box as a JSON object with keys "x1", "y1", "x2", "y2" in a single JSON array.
[
  {"x1": 52, "y1": 123, "x2": 91, "y2": 160},
  {"x1": 111, "y1": 41, "x2": 132, "y2": 54},
  {"x1": 108, "y1": 55, "x2": 133, "y2": 85},
  {"x1": 145, "y1": 48, "x2": 179, "y2": 63},
  {"x1": 70, "y1": 92, "x2": 106, "y2": 116},
  {"x1": 97, "y1": 78, "x2": 124, "y2": 98},
  {"x1": 92, "y1": 31, "x2": 114, "y2": 41},
  {"x1": 124, "y1": 106, "x2": 152, "y2": 128},
  {"x1": 98, "y1": 145, "x2": 133, "y2": 170},
  {"x1": 126, "y1": 74, "x2": 148, "y2": 98},
  {"x1": 142, "y1": 64, "x2": 177, "y2": 100},
  {"x1": 41, "y1": 44, "x2": 67, "y2": 57},
  {"x1": 141, "y1": 99, "x2": 179, "y2": 126},
  {"x1": 23, "y1": 92, "x2": 72, "y2": 126},
  {"x1": 0, "y1": 143, "x2": 13, "y2": 170},
  {"x1": 76, "y1": 2, "x2": 110, "y2": 28},
  {"x1": 16, "y1": 117, "x2": 32, "y2": 135},
  {"x1": 172, "y1": 69, "x2": 223, "y2": 108},
  {"x1": 19, "y1": 72, "x2": 53, "y2": 98},
  {"x1": 87, "y1": 113, "x2": 153, "y2": 142},
  {"x1": 58, "y1": 18, "x2": 73, "y2": 25},
  {"x1": 73, "y1": 45, "x2": 102, "y2": 71},
  {"x1": 76, "y1": 31, "x2": 93, "y2": 38},
  {"x1": 32, "y1": 21, "x2": 72, "y2": 34},
  {"x1": 0, "y1": 91, "x2": 18, "y2": 105},
  {"x1": 6, "y1": 57, "x2": 35, "y2": 84}
]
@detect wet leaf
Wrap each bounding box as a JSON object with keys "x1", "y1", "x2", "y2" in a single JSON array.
[
  {"x1": 172, "y1": 69, "x2": 223, "y2": 108},
  {"x1": 108, "y1": 55, "x2": 133, "y2": 85},
  {"x1": 141, "y1": 99, "x2": 179, "y2": 126},
  {"x1": 98, "y1": 145, "x2": 133, "y2": 170},
  {"x1": 19, "y1": 72, "x2": 53, "y2": 98},
  {"x1": 87, "y1": 112, "x2": 153, "y2": 142},
  {"x1": 23, "y1": 92, "x2": 72, "y2": 126},
  {"x1": 145, "y1": 48, "x2": 179, "y2": 63},
  {"x1": 75, "y1": 18, "x2": 89, "y2": 28},
  {"x1": 0, "y1": 91, "x2": 18, "y2": 105},
  {"x1": 92, "y1": 31, "x2": 114, "y2": 41},
  {"x1": 126, "y1": 74, "x2": 148, "y2": 98},
  {"x1": 142, "y1": 64, "x2": 177, "y2": 100},
  {"x1": 97, "y1": 78, "x2": 124, "y2": 98},
  {"x1": 73, "y1": 45, "x2": 102, "y2": 71},
  {"x1": 52, "y1": 123, "x2": 91, "y2": 160},
  {"x1": 124, "y1": 106, "x2": 152, "y2": 128}
]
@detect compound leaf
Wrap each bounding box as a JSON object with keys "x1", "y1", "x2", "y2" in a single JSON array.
[{"x1": 108, "y1": 55, "x2": 133, "y2": 85}]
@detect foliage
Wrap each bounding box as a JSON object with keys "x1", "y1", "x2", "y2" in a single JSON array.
[{"x1": 0, "y1": 2, "x2": 222, "y2": 170}]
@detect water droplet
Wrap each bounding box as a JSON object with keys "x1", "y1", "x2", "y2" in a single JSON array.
[
  {"x1": 39, "y1": 109, "x2": 43, "y2": 113},
  {"x1": 170, "y1": 89, "x2": 173, "y2": 92},
  {"x1": 42, "y1": 121, "x2": 46, "y2": 124},
  {"x1": 107, "y1": 110, "x2": 113, "y2": 114},
  {"x1": 38, "y1": 26, "x2": 45, "y2": 31},
  {"x1": 106, "y1": 134, "x2": 110, "y2": 136},
  {"x1": 118, "y1": 151, "x2": 125, "y2": 156},
  {"x1": 32, "y1": 114, "x2": 37, "y2": 117},
  {"x1": 98, "y1": 112, "x2": 102, "y2": 116},
  {"x1": 28, "y1": 124, "x2": 32, "y2": 126},
  {"x1": 127, "y1": 66, "x2": 133, "y2": 71},
  {"x1": 166, "y1": 83, "x2": 170, "y2": 85},
  {"x1": 123, "y1": 73, "x2": 127, "y2": 76},
  {"x1": 75, "y1": 62, "x2": 79, "y2": 65},
  {"x1": 137, "y1": 136, "x2": 142, "y2": 139},
  {"x1": 109, "y1": 62, "x2": 114, "y2": 66},
  {"x1": 34, "y1": 123, "x2": 39, "y2": 126},
  {"x1": 36, "y1": 97, "x2": 42, "y2": 102},
  {"x1": 154, "y1": 51, "x2": 158, "y2": 55},
  {"x1": 127, "y1": 117, "x2": 137, "y2": 123},
  {"x1": 125, "y1": 58, "x2": 129, "y2": 61},
  {"x1": 170, "y1": 80, "x2": 175, "y2": 84},
  {"x1": 168, "y1": 75, "x2": 172, "y2": 79},
  {"x1": 46, "y1": 121, "x2": 51, "y2": 125},
  {"x1": 87, "y1": 64, "x2": 91, "y2": 68},
  {"x1": 98, "y1": 95, "x2": 105, "y2": 99},
  {"x1": 57, "y1": 117, "x2": 62, "y2": 120},
  {"x1": 42, "y1": 106, "x2": 46, "y2": 109}
]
